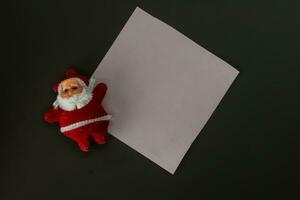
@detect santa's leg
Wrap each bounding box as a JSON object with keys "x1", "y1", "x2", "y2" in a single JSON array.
[
  {"x1": 91, "y1": 131, "x2": 108, "y2": 144},
  {"x1": 65, "y1": 131, "x2": 90, "y2": 152},
  {"x1": 91, "y1": 121, "x2": 109, "y2": 144}
]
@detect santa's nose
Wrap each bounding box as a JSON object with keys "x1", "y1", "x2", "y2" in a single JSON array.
[{"x1": 65, "y1": 91, "x2": 74, "y2": 98}]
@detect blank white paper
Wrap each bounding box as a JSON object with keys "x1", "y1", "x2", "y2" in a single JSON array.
[{"x1": 92, "y1": 7, "x2": 239, "y2": 174}]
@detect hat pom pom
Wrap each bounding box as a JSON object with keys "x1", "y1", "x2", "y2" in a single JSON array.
[{"x1": 53, "y1": 82, "x2": 59, "y2": 92}]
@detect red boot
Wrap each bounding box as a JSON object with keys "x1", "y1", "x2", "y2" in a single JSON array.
[{"x1": 91, "y1": 132, "x2": 108, "y2": 144}]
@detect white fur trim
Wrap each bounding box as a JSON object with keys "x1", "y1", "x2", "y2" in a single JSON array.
[
  {"x1": 60, "y1": 115, "x2": 112, "y2": 133},
  {"x1": 88, "y1": 77, "x2": 96, "y2": 93}
]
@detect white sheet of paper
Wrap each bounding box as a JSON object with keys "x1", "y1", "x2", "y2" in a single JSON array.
[{"x1": 92, "y1": 7, "x2": 239, "y2": 174}]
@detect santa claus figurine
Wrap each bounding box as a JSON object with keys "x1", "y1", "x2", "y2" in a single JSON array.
[{"x1": 44, "y1": 68, "x2": 111, "y2": 152}]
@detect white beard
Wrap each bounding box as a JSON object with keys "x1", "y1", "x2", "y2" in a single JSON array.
[{"x1": 54, "y1": 88, "x2": 93, "y2": 111}]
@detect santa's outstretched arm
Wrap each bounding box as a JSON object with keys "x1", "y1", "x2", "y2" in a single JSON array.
[
  {"x1": 44, "y1": 108, "x2": 60, "y2": 123},
  {"x1": 93, "y1": 82, "x2": 108, "y2": 103}
]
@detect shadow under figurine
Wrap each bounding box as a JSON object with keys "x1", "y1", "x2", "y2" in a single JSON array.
[{"x1": 44, "y1": 68, "x2": 111, "y2": 152}]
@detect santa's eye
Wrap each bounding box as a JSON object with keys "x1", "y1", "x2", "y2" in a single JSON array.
[
  {"x1": 71, "y1": 86, "x2": 78, "y2": 90},
  {"x1": 63, "y1": 89, "x2": 69, "y2": 93}
]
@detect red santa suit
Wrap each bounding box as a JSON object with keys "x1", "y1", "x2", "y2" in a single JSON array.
[{"x1": 44, "y1": 68, "x2": 110, "y2": 152}]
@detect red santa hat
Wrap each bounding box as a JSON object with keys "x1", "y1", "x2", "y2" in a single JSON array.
[{"x1": 53, "y1": 68, "x2": 89, "y2": 93}]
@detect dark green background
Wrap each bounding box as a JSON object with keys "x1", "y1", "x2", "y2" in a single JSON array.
[{"x1": 2, "y1": 0, "x2": 299, "y2": 199}]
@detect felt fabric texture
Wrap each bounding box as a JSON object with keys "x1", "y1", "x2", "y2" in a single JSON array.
[{"x1": 44, "y1": 69, "x2": 109, "y2": 152}]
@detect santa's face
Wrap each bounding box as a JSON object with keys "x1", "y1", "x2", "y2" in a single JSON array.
[
  {"x1": 60, "y1": 78, "x2": 83, "y2": 98},
  {"x1": 55, "y1": 78, "x2": 93, "y2": 111}
]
